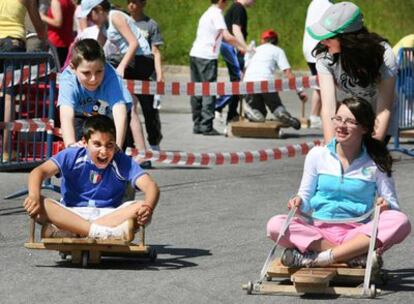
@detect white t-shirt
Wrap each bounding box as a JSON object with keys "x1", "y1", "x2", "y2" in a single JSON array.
[
  {"x1": 243, "y1": 43, "x2": 291, "y2": 82},
  {"x1": 302, "y1": 0, "x2": 333, "y2": 63},
  {"x1": 189, "y1": 5, "x2": 227, "y2": 60}
]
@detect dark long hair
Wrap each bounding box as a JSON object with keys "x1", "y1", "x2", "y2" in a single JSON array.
[
  {"x1": 339, "y1": 97, "x2": 393, "y2": 176},
  {"x1": 313, "y1": 27, "x2": 387, "y2": 88}
]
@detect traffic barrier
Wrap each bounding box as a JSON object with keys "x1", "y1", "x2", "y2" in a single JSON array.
[
  {"x1": 0, "y1": 52, "x2": 60, "y2": 198},
  {"x1": 126, "y1": 140, "x2": 322, "y2": 166},
  {"x1": 392, "y1": 48, "x2": 414, "y2": 156}
]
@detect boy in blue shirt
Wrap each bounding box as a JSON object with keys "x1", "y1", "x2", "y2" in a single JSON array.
[
  {"x1": 23, "y1": 115, "x2": 160, "y2": 241},
  {"x1": 58, "y1": 38, "x2": 146, "y2": 152}
]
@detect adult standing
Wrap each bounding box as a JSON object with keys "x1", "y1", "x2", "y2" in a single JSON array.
[
  {"x1": 41, "y1": 0, "x2": 76, "y2": 67},
  {"x1": 189, "y1": 0, "x2": 246, "y2": 135},
  {"x1": 0, "y1": 0, "x2": 47, "y2": 52},
  {"x1": 216, "y1": 0, "x2": 253, "y2": 125},
  {"x1": 307, "y1": 1, "x2": 398, "y2": 143},
  {"x1": 0, "y1": 0, "x2": 47, "y2": 162},
  {"x1": 127, "y1": 0, "x2": 163, "y2": 151},
  {"x1": 302, "y1": 0, "x2": 332, "y2": 128}
]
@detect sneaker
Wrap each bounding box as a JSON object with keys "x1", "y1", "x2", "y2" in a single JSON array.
[
  {"x1": 309, "y1": 115, "x2": 322, "y2": 129},
  {"x1": 139, "y1": 160, "x2": 152, "y2": 169},
  {"x1": 41, "y1": 223, "x2": 76, "y2": 238},
  {"x1": 346, "y1": 253, "x2": 383, "y2": 269},
  {"x1": 281, "y1": 248, "x2": 318, "y2": 267},
  {"x1": 149, "y1": 145, "x2": 160, "y2": 151},
  {"x1": 244, "y1": 103, "x2": 265, "y2": 122},
  {"x1": 111, "y1": 219, "x2": 135, "y2": 242},
  {"x1": 215, "y1": 111, "x2": 225, "y2": 124},
  {"x1": 274, "y1": 110, "x2": 301, "y2": 130},
  {"x1": 203, "y1": 128, "x2": 221, "y2": 136}
]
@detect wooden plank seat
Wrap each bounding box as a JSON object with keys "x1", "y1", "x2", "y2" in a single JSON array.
[
  {"x1": 228, "y1": 118, "x2": 283, "y2": 138},
  {"x1": 24, "y1": 218, "x2": 156, "y2": 267},
  {"x1": 242, "y1": 258, "x2": 380, "y2": 298}
]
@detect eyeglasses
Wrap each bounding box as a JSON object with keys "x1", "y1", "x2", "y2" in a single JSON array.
[{"x1": 331, "y1": 116, "x2": 359, "y2": 127}]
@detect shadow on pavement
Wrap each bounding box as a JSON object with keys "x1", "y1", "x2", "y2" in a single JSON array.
[
  {"x1": 380, "y1": 268, "x2": 414, "y2": 294},
  {"x1": 34, "y1": 244, "x2": 211, "y2": 271}
]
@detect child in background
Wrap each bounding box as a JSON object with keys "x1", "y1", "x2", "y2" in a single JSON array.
[
  {"x1": 243, "y1": 29, "x2": 307, "y2": 129},
  {"x1": 127, "y1": 0, "x2": 164, "y2": 151},
  {"x1": 23, "y1": 115, "x2": 160, "y2": 240}
]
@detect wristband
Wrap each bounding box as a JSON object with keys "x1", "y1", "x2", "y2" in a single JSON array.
[{"x1": 141, "y1": 203, "x2": 154, "y2": 214}]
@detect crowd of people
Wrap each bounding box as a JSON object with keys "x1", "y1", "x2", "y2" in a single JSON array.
[{"x1": 0, "y1": 1, "x2": 411, "y2": 268}]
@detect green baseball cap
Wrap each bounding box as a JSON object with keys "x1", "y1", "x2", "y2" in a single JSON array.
[{"x1": 307, "y1": 2, "x2": 364, "y2": 40}]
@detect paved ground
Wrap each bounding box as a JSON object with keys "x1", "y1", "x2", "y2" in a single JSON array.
[{"x1": 1, "y1": 71, "x2": 414, "y2": 304}]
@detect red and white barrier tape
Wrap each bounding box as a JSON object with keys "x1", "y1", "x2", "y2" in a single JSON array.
[
  {"x1": 0, "y1": 118, "x2": 59, "y2": 135},
  {"x1": 2, "y1": 68, "x2": 317, "y2": 96},
  {"x1": 124, "y1": 76, "x2": 318, "y2": 96},
  {"x1": 0, "y1": 63, "x2": 54, "y2": 90},
  {"x1": 125, "y1": 140, "x2": 322, "y2": 166}
]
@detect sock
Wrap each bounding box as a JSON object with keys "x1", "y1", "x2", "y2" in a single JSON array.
[
  {"x1": 310, "y1": 115, "x2": 321, "y2": 123},
  {"x1": 88, "y1": 223, "x2": 120, "y2": 239},
  {"x1": 313, "y1": 249, "x2": 335, "y2": 267}
]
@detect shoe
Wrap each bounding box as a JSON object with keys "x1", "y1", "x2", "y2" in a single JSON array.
[
  {"x1": 111, "y1": 219, "x2": 135, "y2": 242},
  {"x1": 281, "y1": 248, "x2": 318, "y2": 267},
  {"x1": 149, "y1": 145, "x2": 160, "y2": 151},
  {"x1": 41, "y1": 223, "x2": 76, "y2": 238},
  {"x1": 309, "y1": 115, "x2": 322, "y2": 129},
  {"x1": 139, "y1": 160, "x2": 152, "y2": 169},
  {"x1": 346, "y1": 253, "x2": 383, "y2": 269},
  {"x1": 2, "y1": 150, "x2": 18, "y2": 162},
  {"x1": 274, "y1": 110, "x2": 301, "y2": 130},
  {"x1": 202, "y1": 128, "x2": 221, "y2": 136},
  {"x1": 244, "y1": 107, "x2": 265, "y2": 122},
  {"x1": 215, "y1": 111, "x2": 225, "y2": 124},
  {"x1": 193, "y1": 129, "x2": 202, "y2": 134}
]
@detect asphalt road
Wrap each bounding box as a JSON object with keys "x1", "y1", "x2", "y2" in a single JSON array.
[{"x1": 1, "y1": 73, "x2": 414, "y2": 304}]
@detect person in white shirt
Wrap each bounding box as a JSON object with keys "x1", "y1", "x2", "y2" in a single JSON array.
[
  {"x1": 243, "y1": 29, "x2": 307, "y2": 129},
  {"x1": 189, "y1": 0, "x2": 246, "y2": 136},
  {"x1": 302, "y1": 0, "x2": 333, "y2": 128}
]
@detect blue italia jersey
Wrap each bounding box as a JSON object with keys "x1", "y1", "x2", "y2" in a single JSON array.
[
  {"x1": 297, "y1": 138, "x2": 399, "y2": 220},
  {"x1": 57, "y1": 62, "x2": 132, "y2": 117},
  {"x1": 51, "y1": 147, "x2": 146, "y2": 208}
]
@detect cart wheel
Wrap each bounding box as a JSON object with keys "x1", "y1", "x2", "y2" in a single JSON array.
[
  {"x1": 59, "y1": 252, "x2": 67, "y2": 260},
  {"x1": 246, "y1": 281, "x2": 253, "y2": 295},
  {"x1": 369, "y1": 284, "x2": 377, "y2": 298},
  {"x1": 149, "y1": 248, "x2": 157, "y2": 262},
  {"x1": 81, "y1": 251, "x2": 89, "y2": 268}
]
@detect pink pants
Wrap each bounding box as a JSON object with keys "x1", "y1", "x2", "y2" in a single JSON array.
[{"x1": 267, "y1": 210, "x2": 411, "y2": 254}]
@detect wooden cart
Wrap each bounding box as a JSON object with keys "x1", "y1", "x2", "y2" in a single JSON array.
[
  {"x1": 242, "y1": 258, "x2": 383, "y2": 298},
  {"x1": 24, "y1": 219, "x2": 157, "y2": 267}
]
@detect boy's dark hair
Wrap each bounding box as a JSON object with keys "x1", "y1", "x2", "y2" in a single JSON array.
[
  {"x1": 71, "y1": 39, "x2": 105, "y2": 68},
  {"x1": 95, "y1": 0, "x2": 111, "y2": 12},
  {"x1": 82, "y1": 115, "x2": 116, "y2": 142},
  {"x1": 211, "y1": 0, "x2": 220, "y2": 4}
]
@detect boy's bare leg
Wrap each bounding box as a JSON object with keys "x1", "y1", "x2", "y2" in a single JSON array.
[
  {"x1": 40, "y1": 198, "x2": 91, "y2": 237},
  {"x1": 93, "y1": 201, "x2": 143, "y2": 229},
  {"x1": 130, "y1": 95, "x2": 146, "y2": 151}
]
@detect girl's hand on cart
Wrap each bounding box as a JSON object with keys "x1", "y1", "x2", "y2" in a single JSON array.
[
  {"x1": 376, "y1": 197, "x2": 389, "y2": 213},
  {"x1": 287, "y1": 195, "x2": 302, "y2": 211}
]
